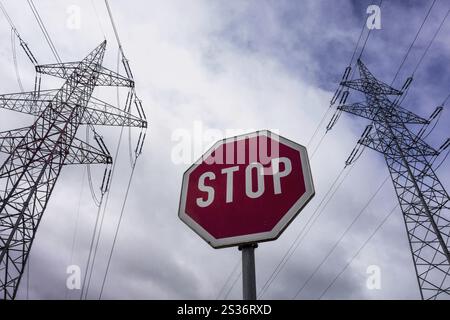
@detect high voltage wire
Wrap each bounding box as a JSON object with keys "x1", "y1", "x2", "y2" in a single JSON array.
[
  {"x1": 245, "y1": 0, "x2": 445, "y2": 300},
  {"x1": 443, "y1": 92, "x2": 450, "y2": 106},
  {"x1": 26, "y1": 0, "x2": 62, "y2": 64},
  {"x1": 220, "y1": 164, "x2": 347, "y2": 300},
  {"x1": 358, "y1": 0, "x2": 383, "y2": 61},
  {"x1": 0, "y1": 0, "x2": 36, "y2": 301},
  {"x1": 216, "y1": 258, "x2": 241, "y2": 300},
  {"x1": 309, "y1": 89, "x2": 449, "y2": 300},
  {"x1": 224, "y1": 272, "x2": 242, "y2": 300},
  {"x1": 91, "y1": 0, "x2": 107, "y2": 40},
  {"x1": 306, "y1": 4, "x2": 370, "y2": 150},
  {"x1": 251, "y1": 0, "x2": 384, "y2": 299},
  {"x1": 83, "y1": 1, "x2": 146, "y2": 299},
  {"x1": 413, "y1": 8, "x2": 449, "y2": 75},
  {"x1": 292, "y1": 175, "x2": 390, "y2": 299},
  {"x1": 11, "y1": 28, "x2": 24, "y2": 91},
  {"x1": 258, "y1": 166, "x2": 353, "y2": 299},
  {"x1": 3, "y1": 0, "x2": 137, "y2": 300},
  {"x1": 99, "y1": 160, "x2": 139, "y2": 299},
  {"x1": 105, "y1": 0, "x2": 123, "y2": 53},
  {"x1": 84, "y1": 50, "x2": 124, "y2": 299},
  {"x1": 0, "y1": 1, "x2": 17, "y2": 31},
  {"x1": 0, "y1": 0, "x2": 445, "y2": 301},
  {"x1": 0, "y1": 0, "x2": 146, "y2": 300},
  {"x1": 311, "y1": 1, "x2": 449, "y2": 300},
  {"x1": 307, "y1": 0, "x2": 383, "y2": 154},
  {"x1": 318, "y1": 204, "x2": 399, "y2": 299},
  {"x1": 319, "y1": 137, "x2": 450, "y2": 298},
  {"x1": 80, "y1": 190, "x2": 107, "y2": 299},
  {"x1": 320, "y1": 3, "x2": 450, "y2": 298},
  {"x1": 78, "y1": 3, "x2": 120, "y2": 299},
  {"x1": 65, "y1": 168, "x2": 87, "y2": 300},
  {"x1": 390, "y1": 0, "x2": 436, "y2": 86},
  {"x1": 1, "y1": 0, "x2": 34, "y2": 300}
]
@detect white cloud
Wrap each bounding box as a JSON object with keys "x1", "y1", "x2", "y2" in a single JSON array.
[{"x1": 0, "y1": 0, "x2": 447, "y2": 300}]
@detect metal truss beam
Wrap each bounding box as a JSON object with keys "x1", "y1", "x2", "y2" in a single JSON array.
[
  {"x1": 0, "y1": 40, "x2": 147, "y2": 299},
  {"x1": 338, "y1": 59, "x2": 450, "y2": 300}
]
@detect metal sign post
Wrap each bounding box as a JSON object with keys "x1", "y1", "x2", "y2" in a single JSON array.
[
  {"x1": 178, "y1": 131, "x2": 315, "y2": 300},
  {"x1": 239, "y1": 243, "x2": 258, "y2": 300}
]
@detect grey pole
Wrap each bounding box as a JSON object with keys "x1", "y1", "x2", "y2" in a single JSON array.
[{"x1": 239, "y1": 243, "x2": 258, "y2": 300}]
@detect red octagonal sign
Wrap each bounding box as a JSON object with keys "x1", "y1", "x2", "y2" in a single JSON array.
[{"x1": 179, "y1": 130, "x2": 315, "y2": 248}]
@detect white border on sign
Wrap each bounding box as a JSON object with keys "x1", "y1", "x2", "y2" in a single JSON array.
[{"x1": 178, "y1": 130, "x2": 315, "y2": 249}]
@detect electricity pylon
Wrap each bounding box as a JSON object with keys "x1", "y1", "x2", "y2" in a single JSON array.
[
  {"x1": 0, "y1": 41, "x2": 147, "y2": 300},
  {"x1": 330, "y1": 59, "x2": 450, "y2": 300}
]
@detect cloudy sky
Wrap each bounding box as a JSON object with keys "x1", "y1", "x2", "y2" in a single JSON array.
[{"x1": 0, "y1": 0, "x2": 449, "y2": 300}]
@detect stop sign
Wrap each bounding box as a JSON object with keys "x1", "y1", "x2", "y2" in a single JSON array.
[{"x1": 178, "y1": 130, "x2": 314, "y2": 248}]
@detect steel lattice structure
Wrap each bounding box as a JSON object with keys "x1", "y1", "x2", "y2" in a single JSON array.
[
  {"x1": 333, "y1": 59, "x2": 450, "y2": 299},
  {"x1": 0, "y1": 41, "x2": 147, "y2": 299}
]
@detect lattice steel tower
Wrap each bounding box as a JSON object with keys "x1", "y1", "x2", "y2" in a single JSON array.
[
  {"x1": 331, "y1": 59, "x2": 450, "y2": 299},
  {"x1": 0, "y1": 41, "x2": 147, "y2": 299}
]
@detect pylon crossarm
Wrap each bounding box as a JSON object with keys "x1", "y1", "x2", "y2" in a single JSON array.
[
  {"x1": 36, "y1": 62, "x2": 79, "y2": 79},
  {"x1": 0, "y1": 128, "x2": 29, "y2": 154},
  {"x1": 341, "y1": 78, "x2": 403, "y2": 96},
  {"x1": 96, "y1": 66, "x2": 134, "y2": 87},
  {"x1": 81, "y1": 96, "x2": 146, "y2": 128},
  {"x1": 0, "y1": 90, "x2": 59, "y2": 116},
  {"x1": 339, "y1": 102, "x2": 427, "y2": 124},
  {"x1": 37, "y1": 62, "x2": 134, "y2": 88},
  {"x1": 0, "y1": 130, "x2": 110, "y2": 165},
  {"x1": 63, "y1": 137, "x2": 112, "y2": 165},
  {"x1": 0, "y1": 92, "x2": 145, "y2": 128}
]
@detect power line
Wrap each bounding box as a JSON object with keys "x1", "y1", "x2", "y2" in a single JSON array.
[
  {"x1": 435, "y1": 147, "x2": 450, "y2": 172},
  {"x1": 11, "y1": 27, "x2": 24, "y2": 91},
  {"x1": 262, "y1": 0, "x2": 445, "y2": 299},
  {"x1": 306, "y1": 3, "x2": 374, "y2": 150},
  {"x1": 318, "y1": 204, "x2": 399, "y2": 299},
  {"x1": 357, "y1": 0, "x2": 383, "y2": 61},
  {"x1": 223, "y1": 272, "x2": 241, "y2": 300},
  {"x1": 307, "y1": 0, "x2": 384, "y2": 154},
  {"x1": 320, "y1": 126, "x2": 449, "y2": 300},
  {"x1": 216, "y1": 258, "x2": 241, "y2": 300},
  {"x1": 333, "y1": 51, "x2": 450, "y2": 299},
  {"x1": 84, "y1": 2, "x2": 146, "y2": 299},
  {"x1": 443, "y1": 92, "x2": 450, "y2": 106},
  {"x1": 412, "y1": 8, "x2": 449, "y2": 75},
  {"x1": 104, "y1": 0, "x2": 133, "y2": 80},
  {"x1": 84, "y1": 50, "x2": 125, "y2": 299},
  {"x1": 292, "y1": 175, "x2": 390, "y2": 299},
  {"x1": 0, "y1": 1, "x2": 38, "y2": 66},
  {"x1": 26, "y1": 0, "x2": 62, "y2": 64},
  {"x1": 80, "y1": 191, "x2": 107, "y2": 299},
  {"x1": 390, "y1": 0, "x2": 436, "y2": 86},
  {"x1": 99, "y1": 160, "x2": 138, "y2": 299},
  {"x1": 105, "y1": 0, "x2": 123, "y2": 52},
  {"x1": 322, "y1": 154, "x2": 450, "y2": 297},
  {"x1": 218, "y1": 130, "x2": 350, "y2": 299},
  {"x1": 261, "y1": 2, "x2": 442, "y2": 302},
  {"x1": 0, "y1": 1, "x2": 16, "y2": 31},
  {"x1": 258, "y1": 165, "x2": 353, "y2": 298},
  {"x1": 64, "y1": 168, "x2": 87, "y2": 300},
  {"x1": 91, "y1": 0, "x2": 107, "y2": 40}
]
